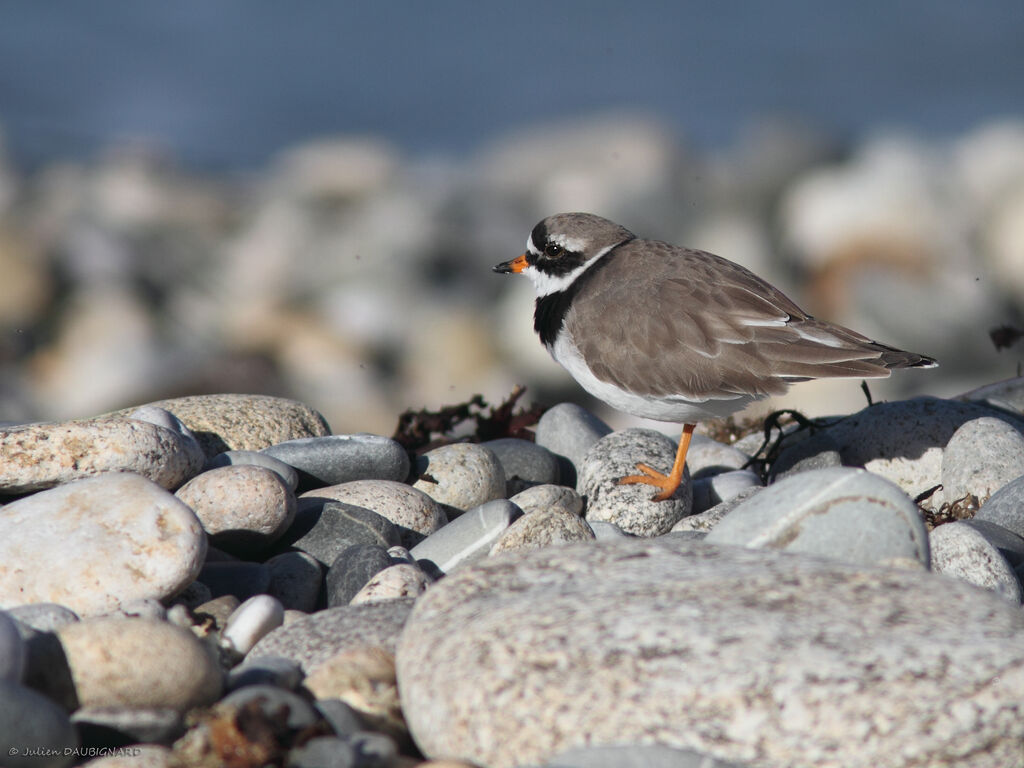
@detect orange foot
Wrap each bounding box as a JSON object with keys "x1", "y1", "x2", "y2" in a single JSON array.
[{"x1": 616, "y1": 423, "x2": 696, "y2": 502}]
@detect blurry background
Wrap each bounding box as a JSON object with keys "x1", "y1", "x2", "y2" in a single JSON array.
[{"x1": 0, "y1": 1, "x2": 1022, "y2": 435}]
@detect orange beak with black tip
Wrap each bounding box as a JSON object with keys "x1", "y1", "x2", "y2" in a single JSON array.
[{"x1": 493, "y1": 253, "x2": 530, "y2": 274}]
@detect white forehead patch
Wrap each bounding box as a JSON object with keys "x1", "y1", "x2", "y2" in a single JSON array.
[{"x1": 528, "y1": 232, "x2": 588, "y2": 256}]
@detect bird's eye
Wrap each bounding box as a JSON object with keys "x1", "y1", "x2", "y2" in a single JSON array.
[{"x1": 543, "y1": 243, "x2": 564, "y2": 258}]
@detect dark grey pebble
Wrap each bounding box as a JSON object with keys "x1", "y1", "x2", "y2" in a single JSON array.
[
  {"x1": 267, "y1": 551, "x2": 323, "y2": 612},
  {"x1": 534, "y1": 403, "x2": 612, "y2": 485},
  {"x1": 279, "y1": 500, "x2": 402, "y2": 566},
  {"x1": 315, "y1": 698, "x2": 366, "y2": 739},
  {"x1": 287, "y1": 736, "x2": 357, "y2": 768},
  {"x1": 326, "y1": 545, "x2": 394, "y2": 607},
  {"x1": 220, "y1": 684, "x2": 319, "y2": 730},
  {"x1": 410, "y1": 499, "x2": 521, "y2": 576},
  {"x1": 71, "y1": 706, "x2": 183, "y2": 748},
  {"x1": 350, "y1": 730, "x2": 400, "y2": 768},
  {"x1": 769, "y1": 432, "x2": 843, "y2": 481},
  {"x1": 198, "y1": 561, "x2": 272, "y2": 601},
  {"x1": 228, "y1": 656, "x2": 304, "y2": 692},
  {"x1": 482, "y1": 438, "x2": 561, "y2": 494},
  {"x1": 18, "y1": 627, "x2": 77, "y2": 711},
  {"x1": 207, "y1": 449, "x2": 300, "y2": 491},
  {"x1": 0, "y1": 610, "x2": 24, "y2": 682},
  {"x1": 262, "y1": 434, "x2": 410, "y2": 491},
  {"x1": 0, "y1": 679, "x2": 77, "y2": 768},
  {"x1": 975, "y1": 474, "x2": 1024, "y2": 538}
]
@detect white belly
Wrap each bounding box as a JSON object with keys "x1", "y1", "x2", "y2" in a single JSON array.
[{"x1": 549, "y1": 332, "x2": 761, "y2": 423}]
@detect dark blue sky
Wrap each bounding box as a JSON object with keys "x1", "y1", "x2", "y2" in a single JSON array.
[{"x1": 0, "y1": 1, "x2": 1021, "y2": 169}]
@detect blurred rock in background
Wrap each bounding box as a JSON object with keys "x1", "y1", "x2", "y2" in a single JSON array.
[{"x1": 1, "y1": 115, "x2": 1022, "y2": 435}]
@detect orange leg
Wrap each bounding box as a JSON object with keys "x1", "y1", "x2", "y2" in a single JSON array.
[{"x1": 618, "y1": 423, "x2": 695, "y2": 501}]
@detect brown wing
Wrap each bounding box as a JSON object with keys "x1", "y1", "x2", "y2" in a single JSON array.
[{"x1": 567, "y1": 239, "x2": 933, "y2": 401}]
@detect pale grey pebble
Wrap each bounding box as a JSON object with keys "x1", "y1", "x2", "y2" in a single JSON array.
[
  {"x1": 578, "y1": 428, "x2": 692, "y2": 536},
  {"x1": 300, "y1": 480, "x2": 447, "y2": 548},
  {"x1": 0, "y1": 679, "x2": 77, "y2": 768},
  {"x1": 930, "y1": 519, "x2": 1024, "y2": 603},
  {"x1": 6, "y1": 603, "x2": 79, "y2": 633},
  {"x1": 350, "y1": 563, "x2": 431, "y2": 605},
  {"x1": 540, "y1": 744, "x2": 749, "y2": 768},
  {"x1": 959, "y1": 374, "x2": 1024, "y2": 418},
  {"x1": 349, "y1": 731, "x2": 399, "y2": 767},
  {"x1": 315, "y1": 698, "x2": 365, "y2": 738},
  {"x1": 412, "y1": 442, "x2": 506, "y2": 512},
  {"x1": 227, "y1": 655, "x2": 304, "y2": 691},
  {"x1": 0, "y1": 610, "x2": 25, "y2": 682},
  {"x1": 165, "y1": 604, "x2": 193, "y2": 629},
  {"x1": 509, "y1": 484, "x2": 584, "y2": 516},
  {"x1": 128, "y1": 404, "x2": 200, "y2": 443},
  {"x1": 16, "y1": 624, "x2": 78, "y2": 711},
  {"x1": 222, "y1": 595, "x2": 285, "y2": 655},
  {"x1": 207, "y1": 449, "x2": 300, "y2": 490},
  {"x1": 198, "y1": 561, "x2": 272, "y2": 601},
  {"x1": 278, "y1": 500, "x2": 401, "y2": 566},
  {"x1": 109, "y1": 598, "x2": 166, "y2": 621},
  {"x1": 941, "y1": 416, "x2": 1024, "y2": 506},
  {"x1": 691, "y1": 469, "x2": 762, "y2": 514},
  {"x1": 0, "y1": 416, "x2": 205, "y2": 494},
  {"x1": 396, "y1": 537, "x2": 1024, "y2": 768},
  {"x1": 0, "y1": 473, "x2": 206, "y2": 616},
  {"x1": 686, "y1": 434, "x2": 753, "y2": 479},
  {"x1": 672, "y1": 486, "x2": 763, "y2": 533},
  {"x1": 482, "y1": 437, "x2": 561, "y2": 494},
  {"x1": 490, "y1": 506, "x2": 595, "y2": 555},
  {"x1": 326, "y1": 544, "x2": 394, "y2": 607},
  {"x1": 249, "y1": 599, "x2": 414, "y2": 672},
  {"x1": 386, "y1": 545, "x2": 414, "y2": 564},
  {"x1": 768, "y1": 431, "x2": 843, "y2": 481},
  {"x1": 266, "y1": 551, "x2": 323, "y2": 612},
  {"x1": 410, "y1": 499, "x2": 521, "y2": 576},
  {"x1": 287, "y1": 736, "x2": 356, "y2": 768},
  {"x1": 79, "y1": 745, "x2": 173, "y2": 768},
  {"x1": 175, "y1": 464, "x2": 296, "y2": 557},
  {"x1": 975, "y1": 474, "x2": 1024, "y2": 537},
  {"x1": 261, "y1": 433, "x2": 411, "y2": 489},
  {"x1": 71, "y1": 706, "x2": 183, "y2": 748},
  {"x1": 533, "y1": 402, "x2": 613, "y2": 485},
  {"x1": 220, "y1": 684, "x2": 319, "y2": 730},
  {"x1": 706, "y1": 467, "x2": 930, "y2": 568},
  {"x1": 57, "y1": 618, "x2": 222, "y2": 711},
  {"x1": 588, "y1": 521, "x2": 631, "y2": 540}
]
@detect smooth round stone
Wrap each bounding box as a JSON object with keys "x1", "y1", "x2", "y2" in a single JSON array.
[
  {"x1": 16, "y1": 623, "x2": 78, "y2": 711},
  {"x1": 705, "y1": 467, "x2": 929, "y2": 568},
  {"x1": 0, "y1": 473, "x2": 206, "y2": 615},
  {"x1": 686, "y1": 434, "x2": 752, "y2": 480},
  {"x1": 266, "y1": 551, "x2": 323, "y2": 612},
  {"x1": 588, "y1": 521, "x2": 630, "y2": 540},
  {"x1": 71, "y1": 706, "x2": 183, "y2": 748},
  {"x1": 534, "y1": 403, "x2": 612, "y2": 480},
  {"x1": 279, "y1": 500, "x2": 401, "y2": 566},
  {"x1": 959, "y1": 375, "x2": 1024, "y2": 417},
  {"x1": 262, "y1": 433, "x2": 410, "y2": 489},
  {"x1": 127, "y1": 406, "x2": 198, "y2": 442},
  {"x1": 413, "y1": 443, "x2": 506, "y2": 512},
  {"x1": 802, "y1": 397, "x2": 1024, "y2": 510},
  {"x1": 482, "y1": 438, "x2": 561, "y2": 494},
  {"x1": 691, "y1": 469, "x2": 762, "y2": 514},
  {"x1": 326, "y1": 545, "x2": 394, "y2": 607},
  {"x1": 315, "y1": 699, "x2": 364, "y2": 739},
  {"x1": 941, "y1": 417, "x2": 1024, "y2": 506},
  {"x1": 6, "y1": 603, "x2": 79, "y2": 633},
  {"x1": 0, "y1": 417, "x2": 204, "y2": 494},
  {"x1": 543, "y1": 744, "x2": 747, "y2": 768},
  {"x1": 768, "y1": 432, "x2": 843, "y2": 482},
  {"x1": 0, "y1": 679, "x2": 77, "y2": 768},
  {"x1": 410, "y1": 499, "x2": 521, "y2": 575},
  {"x1": 287, "y1": 736, "x2": 356, "y2": 768},
  {"x1": 349, "y1": 731, "x2": 399, "y2": 767},
  {"x1": 219, "y1": 684, "x2": 319, "y2": 730},
  {"x1": 109, "y1": 394, "x2": 331, "y2": 459},
  {"x1": 509, "y1": 485, "x2": 583, "y2": 516},
  {"x1": 222, "y1": 595, "x2": 285, "y2": 655},
  {"x1": 227, "y1": 655, "x2": 303, "y2": 692},
  {"x1": 491, "y1": 507, "x2": 595, "y2": 555},
  {"x1": 304, "y1": 647, "x2": 404, "y2": 740},
  {"x1": 671, "y1": 486, "x2": 763, "y2": 534},
  {"x1": 300, "y1": 481, "x2": 446, "y2": 548},
  {"x1": 57, "y1": 618, "x2": 222, "y2": 711},
  {"x1": 0, "y1": 610, "x2": 25, "y2": 682},
  {"x1": 930, "y1": 519, "x2": 1024, "y2": 603},
  {"x1": 577, "y1": 429, "x2": 692, "y2": 537},
  {"x1": 206, "y1": 449, "x2": 299, "y2": 491},
  {"x1": 249, "y1": 600, "x2": 414, "y2": 672},
  {"x1": 396, "y1": 537, "x2": 1024, "y2": 768},
  {"x1": 175, "y1": 465, "x2": 296, "y2": 556},
  {"x1": 198, "y1": 561, "x2": 272, "y2": 602},
  {"x1": 350, "y1": 564, "x2": 431, "y2": 605},
  {"x1": 976, "y1": 474, "x2": 1024, "y2": 537}
]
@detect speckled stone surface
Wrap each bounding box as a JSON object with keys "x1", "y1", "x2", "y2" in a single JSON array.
[
  {"x1": 489, "y1": 507, "x2": 595, "y2": 555},
  {"x1": 396, "y1": 538, "x2": 1024, "y2": 768},
  {"x1": 941, "y1": 416, "x2": 1024, "y2": 506},
  {"x1": 413, "y1": 443, "x2": 507, "y2": 511}
]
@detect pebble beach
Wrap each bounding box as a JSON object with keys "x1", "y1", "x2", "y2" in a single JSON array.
[{"x1": 2, "y1": 115, "x2": 1024, "y2": 767}]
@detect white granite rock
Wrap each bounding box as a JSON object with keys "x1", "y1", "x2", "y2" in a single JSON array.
[
  {"x1": 413, "y1": 443, "x2": 507, "y2": 511},
  {"x1": 350, "y1": 564, "x2": 431, "y2": 605},
  {"x1": 509, "y1": 484, "x2": 584, "y2": 516},
  {"x1": 490, "y1": 507, "x2": 595, "y2": 555},
  {"x1": 941, "y1": 416, "x2": 1024, "y2": 506},
  {"x1": 0, "y1": 474, "x2": 206, "y2": 615},
  {"x1": 930, "y1": 519, "x2": 1024, "y2": 603}
]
